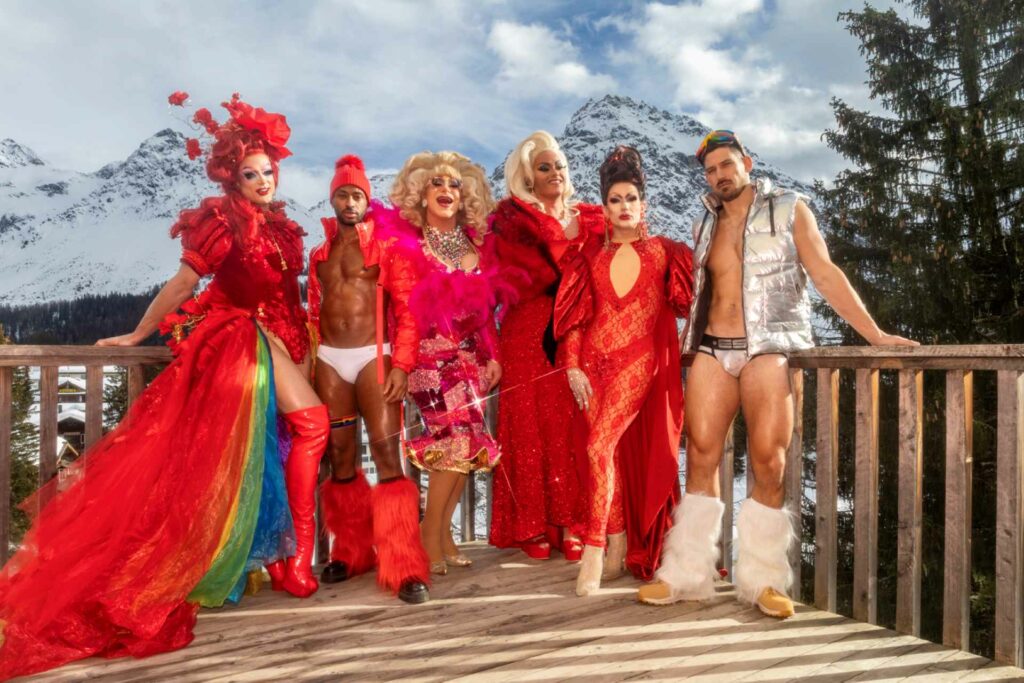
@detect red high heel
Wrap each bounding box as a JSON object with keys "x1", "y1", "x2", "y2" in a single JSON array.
[
  {"x1": 281, "y1": 405, "x2": 329, "y2": 598},
  {"x1": 561, "y1": 537, "x2": 584, "y2": 562},
  {"x1": 521, "y1": 536, "x2": 551, "y2": 560},
  {"x1": 266, "y1": 560, "x2": 286, "y2": 591}
]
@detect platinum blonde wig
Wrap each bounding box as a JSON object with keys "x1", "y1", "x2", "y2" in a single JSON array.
[
  {"x1": 504, "y1": 130, "x2": 575, "y2": 212},
  {"x1": 390, "y1": 151, "x2": 495, "y2": 237}
]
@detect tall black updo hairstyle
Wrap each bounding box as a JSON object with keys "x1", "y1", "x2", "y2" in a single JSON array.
[{"x1": 599, "y1": 145, "x2": 646, "y2": 203}]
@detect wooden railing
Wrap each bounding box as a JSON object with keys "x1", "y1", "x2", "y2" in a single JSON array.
[{"x1": 1, "y1": 344, "x2": 1022, "y2": 667}]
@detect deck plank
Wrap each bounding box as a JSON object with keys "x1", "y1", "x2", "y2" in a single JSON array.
[{"x1": 21, "y1": 545, "x2": 1024, "y2": 683}]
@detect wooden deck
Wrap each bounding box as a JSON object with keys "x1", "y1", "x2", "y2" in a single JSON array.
[{"x1": 25, "y1": 544, "x2": 1023, "y2": 683}]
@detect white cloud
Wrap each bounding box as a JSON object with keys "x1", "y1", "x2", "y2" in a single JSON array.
[{"x1": 487, "y1": 20, "x2": 616, "y2": 97}]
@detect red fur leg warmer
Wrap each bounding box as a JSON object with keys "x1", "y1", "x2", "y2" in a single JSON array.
[
  {"x1": 372, "y1": 477, "x2": 430, "y2": 593},
  {"x1": 321, "y1": 473, "x2": 376, "y2": 576}
]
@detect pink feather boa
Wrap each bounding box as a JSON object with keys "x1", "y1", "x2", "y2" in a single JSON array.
[{"x1": 371, "y1": 206, "x2": 523, "y2": 347}]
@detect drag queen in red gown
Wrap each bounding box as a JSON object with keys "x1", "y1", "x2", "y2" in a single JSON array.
[
  {"x1": 0, "y1": 93, "x2": 327, "y2": 680},
  {"x1": 555, "y1": 146, "x2": 693, "y2": 596},
  {"x1": 488, "y1": 131, "x2": 600, "y2": 561},
  {"x1": 381, "y1": 151, "x2": 517, "y2": 573}
]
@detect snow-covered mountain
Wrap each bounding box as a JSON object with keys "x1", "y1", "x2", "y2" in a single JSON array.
[
  {"x1": 0, "y1": 95, "x2": 814, "y2": 306},
  {"x1": 0, "y1": 130, "x2": 317, "y2": 305},
  {"x1": 491, "y1": 94, "x2": 814, "y2": 242}
]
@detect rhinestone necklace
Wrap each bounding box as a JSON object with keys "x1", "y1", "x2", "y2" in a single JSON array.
[{"x1": 424, "y1": 224, "x2": 473, "y2": 269}]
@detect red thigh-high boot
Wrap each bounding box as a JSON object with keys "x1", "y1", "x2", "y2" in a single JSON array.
[
  {"x1": 281, "y1": 404, "x2": 330, "y2": 598},
  {"x1": 372, "y1": 476, "x2": 430, "y2": 604},
  {"x1": 320, "y1": 472, "x2": 376, "y2": 583}
]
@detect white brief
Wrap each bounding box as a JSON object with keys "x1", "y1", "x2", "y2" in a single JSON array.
[
  {"x1": 697, "y1": 335, "x2": 748, "y2": 379},
  {"x1": 317, "y1": 343, "x2": 391, "y2": 384}
]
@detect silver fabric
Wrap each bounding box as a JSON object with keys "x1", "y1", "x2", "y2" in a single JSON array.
[{"x1": 681, "y1": 177, "x2": 814, "y2": 357}]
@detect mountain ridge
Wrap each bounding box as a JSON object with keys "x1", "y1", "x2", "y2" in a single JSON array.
[{"x1": 0, "y1": 94, "x2": 814, "y2": 306}]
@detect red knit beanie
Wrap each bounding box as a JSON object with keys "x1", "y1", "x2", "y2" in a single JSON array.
[{"x1": 330, "y1": 154, "x2": 371, "y2": 199}]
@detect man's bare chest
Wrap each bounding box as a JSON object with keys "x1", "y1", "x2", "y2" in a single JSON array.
[
  {"x1": 707, "y1": 219, "x2": 744, "y2": 277},
  {"x1": 319, "y1": 242, "x2": 378, "y2": 286}
]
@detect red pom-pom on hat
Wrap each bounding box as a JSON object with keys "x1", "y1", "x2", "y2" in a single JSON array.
[
  {"x1": 336, "y1": 154, "x2": 365, "y2": 172},
  {"x1": 330, "y1": 154, "x2": 371, "y2": 200}
]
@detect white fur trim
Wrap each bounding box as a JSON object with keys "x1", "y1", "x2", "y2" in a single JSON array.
[
  {"x1": 734, "y1": 498, "x2": 796, "y2": 605},
  {"x1": 654, "y1": 493, "x2": 725, "y2": 600}
]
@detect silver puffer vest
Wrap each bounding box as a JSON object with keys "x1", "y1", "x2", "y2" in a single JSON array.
[{"x1": 681, "y1": 177, "x2": 814, "y2": 356}]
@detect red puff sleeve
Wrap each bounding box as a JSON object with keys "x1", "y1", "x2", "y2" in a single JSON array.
[
  {"x1": 171, "y1": 198, "x2": 234, "y2": 277},
  {"x1": 663, "y1": 237, "x2": 695, "y2": 317},
  {"x1": 381, "y1": 242, "x2": 421, "y2": 374},
  {"x1": 553, "y1": 237, "x2": 597, "y2": 369}
]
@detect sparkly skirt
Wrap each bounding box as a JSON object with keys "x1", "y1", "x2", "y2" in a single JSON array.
[{"x1": 405, "y1": 331, "x2": 500, "y2": 474}]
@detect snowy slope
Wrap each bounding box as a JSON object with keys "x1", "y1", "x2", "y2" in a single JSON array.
[{"x1": 0, "y1": 130, "x2": 317, "y2": 305}]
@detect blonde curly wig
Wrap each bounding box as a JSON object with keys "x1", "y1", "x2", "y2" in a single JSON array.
[
  {"x1": 389, "y1": 151, "x2": 495, "y2": 239},
  {"x1": 504, "y1": 130, "x2": 575, "y2": 212}
]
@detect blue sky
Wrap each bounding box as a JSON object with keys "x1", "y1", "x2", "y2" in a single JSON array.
[{"x1": 1, "y1": 0, "x2": 902, "y2": 206}]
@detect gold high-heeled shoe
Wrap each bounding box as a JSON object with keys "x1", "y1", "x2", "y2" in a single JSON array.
[
  {"x1": 444, "y1": 553, "x2": 473, "y2": 567},
  {"x1": 429, "y1": 560, "x2": 448, "y2": 576}
]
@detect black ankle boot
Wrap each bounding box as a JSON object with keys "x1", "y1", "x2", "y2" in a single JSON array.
[
  {"x1": 398, "y1": 579, "x2": 429, "y2": 604},
  {"x1": 320, "y1": 561, "x2": 350, "y2": 584}
]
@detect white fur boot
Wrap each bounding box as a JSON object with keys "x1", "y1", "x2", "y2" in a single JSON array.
[
  {"x1": 734, "y1": 498, "x2": 796, "y2": 615},
  {"x1": 641, "y1": 493, "x2": 724, "y2": 604}
]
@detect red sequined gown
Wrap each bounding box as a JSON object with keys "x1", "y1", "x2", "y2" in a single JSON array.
[
  {"x1": 555, "y1": 229, "x2": 693, "y2": 579},
  {"x1": 0, "y1": 194, "x2": 308, "y2": 680},
  {"x1": 488, "y1": 198, "x2": 595, "y2": 548}
]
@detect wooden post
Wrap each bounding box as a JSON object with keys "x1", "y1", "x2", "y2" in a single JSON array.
[
  {"x1": 943, "y1": 370, "x2": 973, "y2": 650},
  {"x1": 0, "y1": 367, "x2": 12, "y2": 564},
  {"x1": 896, "y1": 369, "x2": 924, "y2": 637},
  {"x1": 815, "y1": 368, "x2": 839, "y2": 612},
  {"x1": 38, "y1": 366, "x2": 59, "y2": 488},
  {"x1": 785, "y1": 367, "x2": 804, "y2": 602},
  {"x1": 85, "y1": 365, "x2": 104, "y2": 449},
  {"x1": 719, "y1": 422, "x2": 735, "y2": 575},
  {"x1": 853, "y1": 368, "x2": 880, "y2": 624},
  {"x1": 995, "y1": 370, "x2": 1024, "y2": 667},
  {"x1": 126, "y1": 364, "x2": 145, "y2": 407},
  {"x1": 402, "y1": 400, "x2": 424, "y2": 514},
  {"x1": 461, "y1": 472, "x2": 476, "y2": 543}
]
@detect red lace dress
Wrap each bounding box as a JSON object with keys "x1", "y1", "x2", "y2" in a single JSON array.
[
  {"x1": 555, "y1": 230, "x2": 693, "y2": 579},
  {"x1": 488, "y1": 198, "x2": 596, "y2": 547},
  {"x1": 0, "y1": 194, "x2": 308, "y2": 680}
]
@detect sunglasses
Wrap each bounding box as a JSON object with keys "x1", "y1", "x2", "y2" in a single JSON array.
[
  {"x1": 696, "y1": 129, "x2": 741, "y2": 162},
  {"x1": 429, "y1": 176, "x2": 463, "y2": 190}
]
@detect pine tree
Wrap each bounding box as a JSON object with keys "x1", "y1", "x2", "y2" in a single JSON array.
[
  {"x1": 0, "y1": 324, "x2": 39, "y2": 546},
  {"x1": 817, "y1": 0, "x2": 1023, "y2": 345},
  {"x1": 816, "y1": 0, "x2": 1023, "y2": 656},
  {"x1": 103, "y1": 367, "x2": 128, "y2": 429}
]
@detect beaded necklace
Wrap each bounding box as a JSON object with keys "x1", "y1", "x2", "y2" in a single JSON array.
[{"x1": 424, "y1": 224, "x2": 473, "y2": 269}]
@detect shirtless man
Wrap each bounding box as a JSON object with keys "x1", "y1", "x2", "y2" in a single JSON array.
[
  {"x1": 638, "y1": 130, "x2": 916, "y2": 616},
  {"x1": 308, "y1": 155, "x2": 429, "y2": 604}
]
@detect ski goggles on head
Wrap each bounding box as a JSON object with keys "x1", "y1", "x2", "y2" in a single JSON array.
[{"x1": 696, "y1": 129, "x2": 746, "y2": 163}]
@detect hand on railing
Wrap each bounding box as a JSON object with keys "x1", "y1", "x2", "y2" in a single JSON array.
[
  {"x1": 96, "y1": 330, "x2": 146, "y2": 347},
  {"x1": 868, "y1": 330, "x2": 919, "y2": 347}
]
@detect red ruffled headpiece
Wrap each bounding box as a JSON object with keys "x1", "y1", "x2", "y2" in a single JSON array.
[{"x1": 167, "y1": 90, "x2": 292, "y2": 165}]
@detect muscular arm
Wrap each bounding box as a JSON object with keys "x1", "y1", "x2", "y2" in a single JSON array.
[
  {"x1": 793, "y1": 201, "x2": 916, "y2": 346},
  {"x1": 97, "y1": 263, "x2": 200, "y2": 346}
]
